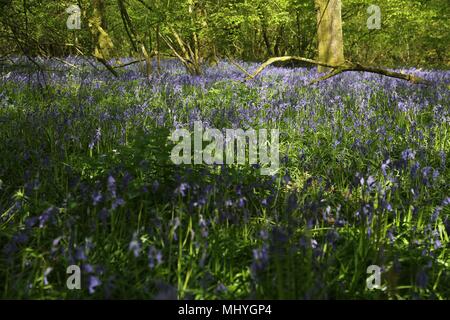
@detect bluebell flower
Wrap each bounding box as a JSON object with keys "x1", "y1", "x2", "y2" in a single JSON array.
[
  {"x1": 421, "y1": 166, "x2": 433, "y2": 184},
  {"x1": 107, "y1": 175, "x2": 116, "y2": 198},
  {"x1": 199, "y1": 215, "x2": 209, "y2": 238},
  {"x1": 39, "y1": 207, "x2": 58, "y2": 228},
  {"x1": 251, "y1": 244, "x2": 269, "y2": 274},
  {"x1": 367, "y1": 227, "x2": 372, "y2": 238},
  {"x1": 433, "y1": 239, "x2": 442, "y2": 250},
  {"x1": 442, "y1": 197, "x2": 450, "y2": 206},
  {"x1": 25, "y1": 216, "x2": 38, "y2": 229},
  {"x1": 193, "y1": 196, "x2": 207, "y2": 208},
  {"x1": 148, "y1": 246, "x2": 163, "y2": 269},
  {"x1": 401, "y1": 148, "x2": 416, "y2": 161},
  {"x1": 432, "y1": 169, "x2": 439, "y2": 181},
  {"x1": 431, "y1": 206, "x2": 442, "y2": 223},
  {"x1": 92, "y1": 191, "x2": 103, "y2": 206},
  {"x1": 88, "y1": 128, "x2": 101, "y2": 150},
  {"x1": 439, "y1": 150, "x2": 446, "y2": 169},
  {"x1": 83, "y1": 264, "x2": 94, "y2": 273},
  {"x1": 235, "y1": 185, "x2": 242, "y2": 196},
  {"x1": 175, "y1": 182, "x2": 190, "y2": 197},
  {"x1": 129, "y1": 232, "x2": 141, "y2": 257},
  {"x1": 237, "y1": 197, "x2": 246, "y2": 208},
  {"x1": 51, "y1": 236, "x2": 62, "y2": 254},
  {"x1": 88, "y1": 276, "x2": 101, "y2": 294},
  {"x1": 381, "y1": 159, "x2": 390, "y2": 176},
  {"x1": 367, "y1": 176, "x2": 376, "y2": 188},
  {"x1": 75, "y1": 247, "x2": 87, "y2": 261},
  {"x1": 387, "y1": 229, "x2": 395, "y2": 244},
  {"x1": 410, "y1": 162, "x2": 420, "y2": 179},
  {"x1": 332, "y1": 139, "x2": 341, "y2": 148},
  {"x1": 259, "y1": 230, "x2": 269, "y2": 240},
  {"x1": 52, "y1": 236, "x2": 62, "y2": 247},
  {"x1": 385, "y1": 203, "x2": 393, "y2": 212},
  {"x1": 43, "y1": 267, "x2": 53, "y2": 286},
  {"x1": 111, "y1": 197, "x2": 125, "y2": 210},
  {"x1": 156, "y1": 251, "x2": 163, "y2": 265},
  {"x1": 416, "y1": 270, "x2": 428, "y2": 289},
  {"x1": 215, "y1": 283, "x2": 227, "y2": 294}
]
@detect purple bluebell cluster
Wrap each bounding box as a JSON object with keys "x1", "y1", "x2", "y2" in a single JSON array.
[{"x1": 0, "y1": 57, "x2": 449, "y2": 299}]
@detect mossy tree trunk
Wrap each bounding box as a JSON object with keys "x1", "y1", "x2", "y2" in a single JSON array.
[
  {"x1": 90, "y1": 0, "x2": 113, "y2": 61},
  {"x1": 315, "y1": 0, "x2": 345, "y2": 73}
]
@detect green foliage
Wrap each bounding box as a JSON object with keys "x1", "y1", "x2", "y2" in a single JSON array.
[{"x1": 0, "y1": 0, "x2": 448, "y2": 68}]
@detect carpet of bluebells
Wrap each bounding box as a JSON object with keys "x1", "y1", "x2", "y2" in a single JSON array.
[{"x1": 0, "y1": 57, "x2": 449, "y2": 299}]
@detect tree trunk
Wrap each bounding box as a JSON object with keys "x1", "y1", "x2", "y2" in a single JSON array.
[
  {"x1": 90, "y1": 0, "x2": 113, "y2": 61},
  {"x1": 261, "y1": 22, "x2": 272, "y2": 57},
  {"x1": 296, "y1": 11, "x2": 302, "y2": 56},
  {"x1": 89, "y1": 0, "x2": 117, "y2": 76},
  {"x1": 156, "y1": 24, "x2": 161, "y2": 74},
  {"x1": 117, "y1": 0, "x2": 152, "y2": 77},
  {"x1": 274, "y1": 25, "x2": 284, "y2": 57},
  {"x1": 315, "y1": 0, "x2": 345, "y2": 73},
  {"x1": 258, "y1": 6, "x2": 272, "y2": 57}
]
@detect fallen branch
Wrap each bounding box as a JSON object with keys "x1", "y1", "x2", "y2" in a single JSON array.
[
  {"x1": 69, "y1": 44, "x2": 102, "y2": 72},
  {"x1": 95, "y1": 56, "x2": 119, "y2": 77},
  {"x1": 309, "y1": 68, "x2": 342, "y2": 84},
  {"x1": 226, "y1": 56, "x2": 253, "y2": 78},
  {"x1": 111, "y1": 52, "x2": 175, "y2": 69},
  {"x1": 246, "y1": 56, "x2": 430, "y2": 85},
  {"x1": 51, "y1": 57, "x2": 81, "y2": 70},
  {"x1": 112, "y1": 58, "x2": 146, "y2": 69}
]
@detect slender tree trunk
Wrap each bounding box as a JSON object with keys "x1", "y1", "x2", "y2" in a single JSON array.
[
  {"x1": 252, "y1": 28, "x2": 257, "y2": 59},
  {"x1": 156, "y1": 24, "x2": 161, "y2": 74},
  {"x1": 117, "y1": 0, "x2": 152, "y2": 77},
  {"x1": 258, "y1": 6, "x2": 272, "y2": 57},
  {"x1": 274, "y1": 25, "x2": 284, "y2": 57},
  {"x1": 315, "y1": 0, "x2": 345, "y2": 73},
  {"x1": 261, "y1": 23, "x2": 272, "y2": 57},
  {"x1": 296, "y1": 11, "x2": 302, "y2": 56}
]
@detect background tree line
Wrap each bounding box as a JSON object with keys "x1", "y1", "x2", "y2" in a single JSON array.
[{"x1": 0, "y1": 0, "x2": 448, "y2": 71}]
